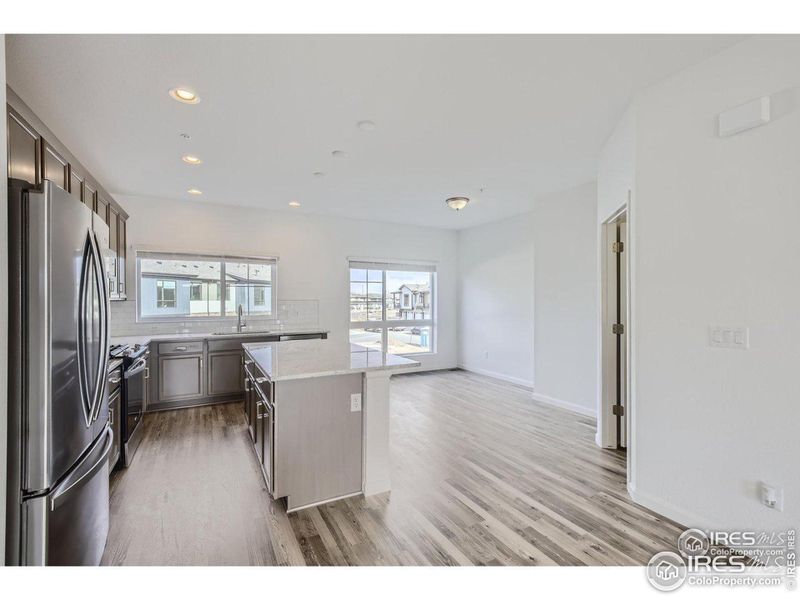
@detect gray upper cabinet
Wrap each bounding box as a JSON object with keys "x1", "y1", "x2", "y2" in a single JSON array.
[
  {"x1": 41, "y1": 141, "x2": 69, "y2": 191},
  {"x1": 208, "y1": 351, "x2": 243, "y2": 397},
  {"x1": 159, "y1": 354, "x2": 204, "y2": 402},
  {"x1": 6, "y1": 96, "x2": 129, "y2": 301},
  {"x1": 7, "y1": 109, "x2": 40, "y2": 184}
]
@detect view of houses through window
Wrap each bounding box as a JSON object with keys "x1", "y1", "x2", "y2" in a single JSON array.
[
  {"x1": 349, "y1": 261, "x2": 435, "y2": 354},
  {"x1": 137, "y1": 252, "x2": 276, "y2": 321}
]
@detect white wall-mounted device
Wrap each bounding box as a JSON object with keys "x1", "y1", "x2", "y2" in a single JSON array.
[{"x1": 718, "y1": 96, "x2": 770, "y2": 137}]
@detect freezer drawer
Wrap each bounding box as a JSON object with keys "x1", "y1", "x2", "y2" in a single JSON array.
[{"x1": 19, "y1": 426, "x2": 113, "y2": 566}]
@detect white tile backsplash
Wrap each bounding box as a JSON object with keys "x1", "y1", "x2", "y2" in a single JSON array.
[{"x1": 110, "y1": 298, "x2": 320, "y2": 337}]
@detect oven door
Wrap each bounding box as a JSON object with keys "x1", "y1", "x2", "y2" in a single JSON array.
[{"x1": 122, "y1": 356, "x2": 146, "y2": 466}]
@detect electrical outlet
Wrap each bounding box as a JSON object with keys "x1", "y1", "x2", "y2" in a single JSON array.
[{"x1": 350, "y1": 393, "x2": 362, "y2": 412}]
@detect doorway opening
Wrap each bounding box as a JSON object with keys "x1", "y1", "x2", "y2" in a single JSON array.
[{"x1": 599, "y1": 205, "x2": 629, "y2": 456}]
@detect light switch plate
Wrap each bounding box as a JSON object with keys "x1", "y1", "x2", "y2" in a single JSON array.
[
  {"x1": 709, "y1": 326, "x2": 749, "y2": 350},
  {"x1": 350, "y1": 393, "x2": 362, "y2": 412}
]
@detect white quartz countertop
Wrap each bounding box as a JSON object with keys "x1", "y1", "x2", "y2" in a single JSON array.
[
  {"x1": 242, "y1": 339, "x2": 420, "y2": 382},
  {"x1": 110, "y1": 328, "x2": 329, "y2": 347}
]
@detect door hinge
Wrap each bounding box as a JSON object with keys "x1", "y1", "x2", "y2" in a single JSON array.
[
  {"x1": 612, "y1": 404, "x2": 625, "y2": 417},
  {"x1": 612, "y1": 323, "x2": 624, "y2": 335},
  {"x1": 612, "y1": 241, "x2": 624, "y2": 253}
]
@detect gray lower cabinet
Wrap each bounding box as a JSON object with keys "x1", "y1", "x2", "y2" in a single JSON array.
[
  {"x1": 159, "y1": 354, "x2": 204, "y2": 401},
  {"x1": 207, "y1": 351, "x2": 243, "y2": 397},
  {"x1": 147, "y1": 332, "x2": 326, "y2": 411}
]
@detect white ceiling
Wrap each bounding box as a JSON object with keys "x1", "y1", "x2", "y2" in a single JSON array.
[{"x1": 6, "y1": 34, "x2": 746, "y2": 229}]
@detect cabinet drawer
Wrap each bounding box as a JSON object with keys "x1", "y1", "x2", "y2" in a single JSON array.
[{"x1": 158, "y1": 341, "x2": 204, "y2": 355}]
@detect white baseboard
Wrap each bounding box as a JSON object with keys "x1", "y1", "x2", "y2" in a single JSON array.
[
  {"x1": 531, "y1": 391, "x2": 596, "y2": 418},
  {"x1": 628, "y1": 483, "x2": 710, "y2": 530},
  {"x1": 457, "y1": 364, "x2": 534, "y2": 389}
]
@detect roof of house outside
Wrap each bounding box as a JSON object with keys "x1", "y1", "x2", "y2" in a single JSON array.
[
  {"x1": 397, "y1": 284, "x2": 430, "y2": 293},
  {"x1": 140, "y1": 259, "x2": 271, "y2": 284}
]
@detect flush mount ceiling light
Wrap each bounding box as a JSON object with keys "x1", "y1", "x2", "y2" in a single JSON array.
[
  {"x1": 313, "y1": 171, "x2": 326, "y2": 178},
  {"x1": 288, "y1": 201, "x2": 301, "y2": 208},
  {"x1": 181, "y1": 155, "x2": 203, "y2": 165},
  {"x1": 446, "y1": 196, "x2": 470, "y2": 211},
  {"x1": 187, "y1": 188, "x2": 203, "y2": 196},
  {"x1": 331, "y1": 150, "x2": 349, "y2": 158},
  {"x1": 169, "y1": 88, "x2": 201, "y2": 104},
  {"x1": 357, "y1": 120, "x2": 376, "y2": 131}
]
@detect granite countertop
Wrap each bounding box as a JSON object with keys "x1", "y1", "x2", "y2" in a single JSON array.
[
  {"x1": 242, "y1": 340, "x2": 420, "y2": 382},
  {"x1": 110, "y1": 327, "x2": 329, "y2": 347}
]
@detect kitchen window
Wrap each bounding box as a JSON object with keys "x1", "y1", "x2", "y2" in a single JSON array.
[
  {"x1": 349, "y1": 260, "x2": 435, "y2": 355},
  {"x1": 136, "y1": 251, "x2": 277, "y2": 321}
]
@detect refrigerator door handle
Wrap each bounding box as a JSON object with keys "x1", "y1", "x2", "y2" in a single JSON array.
[
  {"x1": 77, "y1": 232, "x2": 95, "y2": 426},
  {"x1": 89, "y1": 231, "x2": 110, "y2": 423},
  {"x1": 50, "y1": 426, "x2": 113, "y2": 510}
]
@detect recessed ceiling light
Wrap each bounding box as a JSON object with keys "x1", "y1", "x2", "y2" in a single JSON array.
[
  {"x1": 445, "y1": 196, "x2": 470, "y2": 211},
  {"x1": 187, "y1": 188, "x2": 202, "y2": 196},
  {"x1": 313, "y1": 171, "x2": 325, "y2": 178},
  {"x1": 181, "y1": 155, "x2": 203, "y2": 165},
  {"x1": 288, "y1": 201, "x2": 301, "y2": 208},
  {"x1": 169, "y1": 88, "x2": 201, "y2": 104},
  {"x1": 357, "y1": 120, "x2": 376, "y2": 131},
  {"x1": 331, "y1": 150, "x2": 349, "y2": 158},
  {"x1": 179, "y1": 132, "x2": 191, "y2": 140}
]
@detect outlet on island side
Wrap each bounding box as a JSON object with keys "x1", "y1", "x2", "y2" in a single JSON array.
[{"x1": 351, "y1": 393, "x2": 362, "y2": 412}]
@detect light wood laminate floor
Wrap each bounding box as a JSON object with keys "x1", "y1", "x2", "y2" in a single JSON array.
[{"x1": 101, "y1": 369, "x2": 684, "y2": 566}]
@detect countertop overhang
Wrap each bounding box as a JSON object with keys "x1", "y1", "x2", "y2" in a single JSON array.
[{"x1": 243, "y1": 340, "x2": 420, "y2": 382}]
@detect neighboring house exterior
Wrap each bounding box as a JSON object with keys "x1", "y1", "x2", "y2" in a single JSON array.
[
  {"x1": 390, "y1": 284, "x2": 431, "y2": 320},
  {"x1": 140, "y1": 260, "x2": 271, "y2": 318}
]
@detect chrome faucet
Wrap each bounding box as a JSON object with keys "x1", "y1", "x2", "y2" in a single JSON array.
[{"x1": 237, "y1": 304, "x2": 246, "y2": 332}]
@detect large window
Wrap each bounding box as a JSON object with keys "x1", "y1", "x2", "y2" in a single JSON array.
[
  {"x1": 137, "y1": 252, "x2": 277, "y2": 321},
  {"x1": 349, "y1": 261, "x2": 435, "y2": 354}
]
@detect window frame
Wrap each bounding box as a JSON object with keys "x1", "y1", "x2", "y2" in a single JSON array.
[
  {"x1": 135, "y1": 250, "x2": 278, "y2": 323},
  {"x1": 348, "y1": 261, "x2": 436, "y2": 356}
]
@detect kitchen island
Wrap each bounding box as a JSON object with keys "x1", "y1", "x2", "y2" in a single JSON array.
[{"x1": 242, "y1": 340, "x2": 419, "y2": 512}]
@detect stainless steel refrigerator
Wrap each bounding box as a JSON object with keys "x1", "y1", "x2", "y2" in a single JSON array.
[{"x1": 6, "y1": 178, "x2": 113, "y2": 565}]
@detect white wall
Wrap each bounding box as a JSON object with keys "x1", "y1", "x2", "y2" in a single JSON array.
[
  {"x1": 457, "y1": 183, "x2": 598, "y2": 417},
  {"x1": 597, "y1": 105, "x2": 636, "y2": 223},
  {"x1": 630, "y1": 35, "x2": 799, "y2": 532},
  {"x1": 0, "y1": 34, "x2": 8, "y2": 565},
  {"x1": 112, "y1": 195, "x2": 459, "y2": 372},
  {"x1": 457, "y1": 212, "x2": 535, "y2": 387},
  {"x1": 532, "y1": 183, "x2": 598, "y2": 415}
]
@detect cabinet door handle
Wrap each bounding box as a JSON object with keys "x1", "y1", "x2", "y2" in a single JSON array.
[
  {"x1": 174, "y1": 346, "x2": 188, "y2": 352},
  {"x1": 144, "y1": 367, "x2": 150, "y2": 380},
  {"x1": 109, "y1": 408, "x2": 114, "y2": 425},
  {"x1": 255, "y1": 377, "x2": 268, "y2": 384},
  {"x1": 244, "y1": 378, "x2": 251, "y2": 391},
  {"x1": 109, "y1": 376, "x2": 121, "y2": 384},
  {"x1": 244, "y1": 359, "x2": 254, "y2": 365}
]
